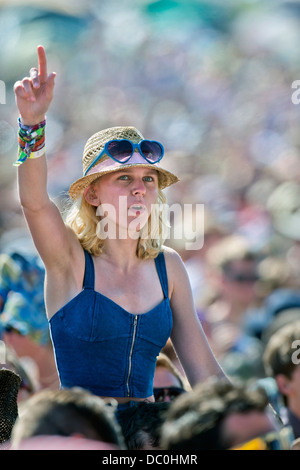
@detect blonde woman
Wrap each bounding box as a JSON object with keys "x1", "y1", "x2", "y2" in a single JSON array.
[{"x1": 13, "y1": 46, "x2": 226, "y2": 409}]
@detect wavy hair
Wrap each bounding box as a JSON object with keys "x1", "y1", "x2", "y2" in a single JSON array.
[{"x1": 64, "y1": 189, "x2": 170, "y2": 259}]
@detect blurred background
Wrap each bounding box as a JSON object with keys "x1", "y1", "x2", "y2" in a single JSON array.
[{"x1": 2, "y1": 0, "x2": 300, "y2": 389}]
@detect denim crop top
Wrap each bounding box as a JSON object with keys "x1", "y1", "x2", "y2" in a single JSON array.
[{"x1": 49, "y1": 250, "x2": 173, "y2": 398}]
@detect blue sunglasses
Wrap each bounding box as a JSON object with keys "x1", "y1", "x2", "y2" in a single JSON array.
[{"x1": 84, "y1": 139, "x2": 164, "y2": 176}]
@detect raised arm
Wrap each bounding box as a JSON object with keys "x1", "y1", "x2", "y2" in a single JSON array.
[
  {"x1": 14, "y1": 46, "x2": 77, "y2": 270},
  {"x1": 165, "y1": 248, "x2": 228, "y2": 386}
]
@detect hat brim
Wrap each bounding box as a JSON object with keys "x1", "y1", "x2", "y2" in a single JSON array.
[{"x1": 68, "y1": 163, "x2": 179, "y2": 200}]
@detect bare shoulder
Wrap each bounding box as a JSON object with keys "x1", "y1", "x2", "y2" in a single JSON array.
[
  {"x1": 162, "y1": 245, "x2": 186, "y2": 270},
  {"x1": 161, "y1": 246, "x2": 189, "y2": 295}
]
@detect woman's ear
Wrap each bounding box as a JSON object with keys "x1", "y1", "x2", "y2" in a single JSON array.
[{"x1": 83, "y1": 185, "x2": 100, "y2": 206}]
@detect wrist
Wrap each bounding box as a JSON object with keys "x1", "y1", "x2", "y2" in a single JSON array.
[
  {"x1": 19, "y1": 115, "x2": 46, "y2": 126},
  {"x1": 14, "y1": 118, "x2": 46, "y2": 166}
]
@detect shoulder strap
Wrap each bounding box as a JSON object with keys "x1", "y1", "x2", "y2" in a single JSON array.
[
  {"x1": 83, "y1": 250, "x2": 95, "y2": 290},
  {"x1": 154, "y1": 251, "x2": 169, "y2": 299}
]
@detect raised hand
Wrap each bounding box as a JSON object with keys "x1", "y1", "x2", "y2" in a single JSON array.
[{"x1": 14, "y1": 45, "x2": 56, "y2": 126}]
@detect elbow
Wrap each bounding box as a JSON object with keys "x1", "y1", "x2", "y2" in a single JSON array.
[{"x1": 20, "y1": 196, "x2": 50, "y2": 214}]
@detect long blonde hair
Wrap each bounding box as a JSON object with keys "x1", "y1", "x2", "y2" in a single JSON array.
[{"x1": 64, "y1": 189, "x2": 170, "y2": 259}]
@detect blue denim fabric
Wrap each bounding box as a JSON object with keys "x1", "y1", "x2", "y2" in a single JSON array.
[{"x1": 49, "y1": 250, "x2": 173, "y2": 398}]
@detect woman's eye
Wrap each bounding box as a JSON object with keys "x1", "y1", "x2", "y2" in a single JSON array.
[{"x1": 117, "y1": 174, "x2": 156, "y2": 182}]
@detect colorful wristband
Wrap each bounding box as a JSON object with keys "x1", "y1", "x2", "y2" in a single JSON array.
[
  {"x1": 14, "y1": 118, "x2": 46, "y2": 166},
  {"x1": 28, "y1": 147, "x2": 46, "y2": 159}
]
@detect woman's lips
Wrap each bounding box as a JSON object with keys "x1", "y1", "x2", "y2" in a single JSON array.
[{"x1": 128, "y1": 204, "x2": 147, "y2": 216}]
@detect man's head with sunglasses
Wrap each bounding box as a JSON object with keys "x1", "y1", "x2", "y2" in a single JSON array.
[
  {"x1": 160, "y1": 377, "x2": 293, "y2": 450},
  {"x1": 153, "y1": 352, "x2": 190, "y2": 403},
  {"x1": 206, "y1": 235, "x2": 260, "y2": 321}
]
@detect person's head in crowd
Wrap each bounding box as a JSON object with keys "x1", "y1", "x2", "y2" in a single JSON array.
[
  {"x1": 261, "y1": 308, "x2": 300, "y2": 347},
  {"x1": 256, "y1": 256, "x2": 295, "y2": 300},
  {"x1": 244, "y1": 287, "x2": 300, "y2": 343},
  {"x1": 117, "y1": 401, "x2": 170, "y2": 450},
  {"x1": 206, "y1": 234, "x2": 260, "y2": 308},
  {"x1": 261, "y1": 288, "x2": 300, "y2": 333},
  {"x1": 10, "y1": 387, "x2": 126, "y2": 450},
  {"x1": 263, "y1": 320, "x2": 300, "y2": 425},
  {"x1": 153, "y1": 352, "x2": 190, "y2": 402},
  {"x1": 160, "y1": 377, "x2": 292, "y2": 450}
]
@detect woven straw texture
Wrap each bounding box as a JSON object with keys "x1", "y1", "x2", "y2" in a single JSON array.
[
  {"x1": 82, "y1": 126, "x2": 144, "y2": 174},
  {"x1": 69, "y1": 126, "x2": 179, "y2": 199}
]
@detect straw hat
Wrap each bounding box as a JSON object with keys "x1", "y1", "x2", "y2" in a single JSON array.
[{"x1": 69, "y1": 126, "x2": 179, "y2": 200}]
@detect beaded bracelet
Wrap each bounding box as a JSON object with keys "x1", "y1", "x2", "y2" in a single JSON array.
[{"x1": 13, "y1": 118, "x2": 46, "y2": 166}]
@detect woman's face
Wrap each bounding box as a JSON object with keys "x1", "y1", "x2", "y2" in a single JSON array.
[{"x1": 89, "y1": 166, "x2": 159, "y2": 237}]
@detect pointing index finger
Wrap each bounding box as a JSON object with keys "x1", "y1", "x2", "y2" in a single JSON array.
[{"x1": 37, "y1": 45, "x2": 48, "y2": 82}]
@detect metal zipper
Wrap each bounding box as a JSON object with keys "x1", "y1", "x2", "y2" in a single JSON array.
[{"x1": 126, "y1": 315, "x2": 138, "y2": 397}]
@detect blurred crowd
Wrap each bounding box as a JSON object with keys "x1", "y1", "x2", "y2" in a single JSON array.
[{"x1": 2, "y1": 0, "x2": 300, "y2": 450}]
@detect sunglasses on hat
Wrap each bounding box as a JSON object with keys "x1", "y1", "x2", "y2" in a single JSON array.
[{"x1": 84, "y1": 139, "x2": 164, "y2": 176}]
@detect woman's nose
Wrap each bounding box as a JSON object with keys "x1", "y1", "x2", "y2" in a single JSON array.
[{"x1": 132, "y1": 179, "x2": 146, "y2": 196}]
